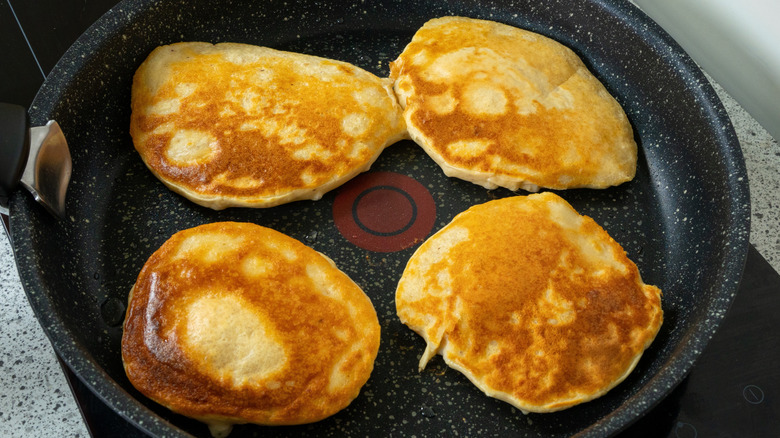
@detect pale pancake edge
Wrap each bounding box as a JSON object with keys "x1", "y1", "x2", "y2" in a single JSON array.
[
  {"x1": 131, "y1": 42, "x2": 407, "y2": 209},
  {"x1": 390, "y1": 16, "x2": 637, "y2": 191},
  {"x1": 122, "y1": 222, "x2": 381, "y2": 434},
  {"x1": 395, "y1": 192, "x2": 662, "y2": 413}
]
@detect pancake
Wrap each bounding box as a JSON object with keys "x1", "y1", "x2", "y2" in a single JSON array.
[
  {"x1": 390, "y1": 16, "x2": 637, "y2": 191},
  {"x1": 395, "y1": 192, "x2": 662, "y2": 413},
  {"x1": 130, "y1": 42, "x2": 406, "y2": 209},
  {"x1": 121, "y1": 222, "x2": 380, "y2": 436}
]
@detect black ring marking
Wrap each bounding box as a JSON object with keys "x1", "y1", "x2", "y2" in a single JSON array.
[{"x1": 352, "y1": 185, "x2": 418, "y2": 237}]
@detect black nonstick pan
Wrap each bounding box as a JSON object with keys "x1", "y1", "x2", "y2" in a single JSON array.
[{"x1": 4, "y1": 0, "x2": 749, "y2": 436}]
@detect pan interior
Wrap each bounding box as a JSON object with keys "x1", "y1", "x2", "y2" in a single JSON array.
[{"x1": 12, "y1": 0, "x2": 749, "y2": 437}]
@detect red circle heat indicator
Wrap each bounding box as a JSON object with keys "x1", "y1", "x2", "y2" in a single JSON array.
[{"x1": 333, "y1": 172, "x2": 436, "y2": 253}]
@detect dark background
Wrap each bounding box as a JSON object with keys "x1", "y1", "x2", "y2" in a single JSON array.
[{"x1": 0, "y1": 0, "x2": 119, "y2": 107}]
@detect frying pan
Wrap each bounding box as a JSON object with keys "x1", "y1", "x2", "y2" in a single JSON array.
[{"x1": 5, "y1": 0, "x2": 749, "y2": 436}]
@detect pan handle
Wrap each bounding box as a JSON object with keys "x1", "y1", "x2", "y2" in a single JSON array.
[
  {"x1": 0, "y1": 103, "x2": 30, "y2": 219},
  {"x1": 0, "y1": 102, "x2": 72, "y2": 222}
]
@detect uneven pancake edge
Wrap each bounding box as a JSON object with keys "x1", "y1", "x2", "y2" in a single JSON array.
[
  {"x1": 121, "y1": 222, "x2": 381, "y2": 430},
  {"x1": 395, "y1": 192, "x2": 662, "y2": 413},
  {"x1": 389, "y1": 16, "x2": 638, "y2": 191},
  {"x1": 130, "y1": 42, "x2": 407, "y2": 209}
]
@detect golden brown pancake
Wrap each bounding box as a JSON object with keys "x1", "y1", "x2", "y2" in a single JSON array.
[
  {"x1": 395, "y1": 193, "x2": 662, "y2": 413},
  {"x1": 122, "y1": 222, "x2": 380, "y2": 436},
  {"x1": 390, "y1": 16, "x2": 637, "y2": 191},
  {"x1": 130, "y1": 42, "x2": 406, "y2": 209}
]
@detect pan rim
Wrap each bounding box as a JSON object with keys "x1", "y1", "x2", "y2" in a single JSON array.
[{"x1": 11, "y1": 0, "x2": 750, "y2": 436}]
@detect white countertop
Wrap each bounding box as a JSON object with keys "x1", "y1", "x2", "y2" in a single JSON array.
[{"x1": 2, "y1": 25, "x2": 779, "y2": 438}]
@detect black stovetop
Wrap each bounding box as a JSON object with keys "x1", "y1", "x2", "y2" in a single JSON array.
[{"x1": 3, "y1": 1, "x2": 778, "y2": 436}]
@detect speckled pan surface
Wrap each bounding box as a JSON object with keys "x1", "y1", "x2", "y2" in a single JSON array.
[{"x1": 10, "y1": 0, "x2": 749, "y2": 437}]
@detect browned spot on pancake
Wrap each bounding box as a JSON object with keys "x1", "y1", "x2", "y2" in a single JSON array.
[
  {"x1": 396, "y1": 193, "x2": 662, "y2": 412},
  {"x1": 130, "y1": 43, "x2": 406, "y2": 208},
  {"x1": 390, "y1": 17, "x2": 637, "y2": 191},
  {"x1": 135, "y1": 55, "x2": 357, "y2": 194},
  {"x1": 408, "y1": 99, "x2": 595, "y2": 175},
  {"x1": 122, "y1": 222, "x2": 380, "y2": 426}
]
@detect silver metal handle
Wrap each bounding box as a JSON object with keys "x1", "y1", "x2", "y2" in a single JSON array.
[{"x1": 0, "y1": 102, "x2": 72, "y2": 220}]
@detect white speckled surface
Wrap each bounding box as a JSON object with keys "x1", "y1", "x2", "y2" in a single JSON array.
[
  {"x1": 1, "y1": 7, "x2": 778, "y2": 438},
  {"x1": 718, "y1": 78, "x2": 780, "y2": 269},
  {"x1": 0, "y1": 232, "x2": 89, "y2": 437}
]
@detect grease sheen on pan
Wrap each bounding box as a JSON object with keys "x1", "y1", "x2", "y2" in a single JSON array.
[
  {"x1": 390, "y1": 16, "x2": 637, "y2": 191},
  {"x1": 121, "y1": 222, "x2": 381, "y2": 436},
  {"x1": 130, "y1": 42, "x2": 407, "y2": 209},
  {"x1": 395, "y1": 193, "x2": 662, "y2": 413}
]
